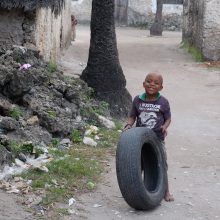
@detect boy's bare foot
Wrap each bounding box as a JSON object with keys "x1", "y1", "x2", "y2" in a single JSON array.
[{"x1": 164, "y1": 192, "x2": 174, "y2": 202}]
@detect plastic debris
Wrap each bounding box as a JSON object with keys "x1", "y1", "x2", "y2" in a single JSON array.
[
  {"x1": 85, "y1": 125, "x2": 99, "y2": 136},
  {"x1": 19, "y1": 63, "x2": 31, "y2": 70},
  {"x1": 69, "y1": 197, "x2": 76, "y2": 206},
  {"x1": 93, "y1": 204, "x2": 102, "y2": 208},
  {"x1": 83, "y1": 137, "x2": 97, "y2": 147},
  {"x1": 97, "y1": 115, "x2": 116, "y2": 129}
]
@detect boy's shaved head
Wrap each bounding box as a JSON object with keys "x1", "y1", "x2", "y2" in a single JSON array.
[{"x1": 145, "y1": 72, "x2": 163, "y2": 85}]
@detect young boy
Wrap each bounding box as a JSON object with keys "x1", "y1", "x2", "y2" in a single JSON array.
[
  {"x1": 71, "y1": 15, "x2": 78, "y2": 41},
  {"x1": 124, "y1": 72, "x2": 174, "y2": 202}
]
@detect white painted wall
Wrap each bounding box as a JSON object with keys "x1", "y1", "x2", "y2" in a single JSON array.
[
  {"x1": 71, "y1": 0, "x2": 183, "y2": 24},
  {"x1": 35, "y1": 0, "x2": 72, "y2": 62},
  {"x1": 202, "y1": 0, "x2": 220, "y2": 60},
  {"x1": 151, "y1": 0, "x2": 182, "y2": 15}
]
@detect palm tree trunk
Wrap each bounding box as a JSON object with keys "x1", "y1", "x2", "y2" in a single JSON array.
[
  {"x1": 150, "y1": 0, "x2": 163, "y2": 36},
  {"x1": 81, "y1": 0, "x2": 131, "y2": 118}
]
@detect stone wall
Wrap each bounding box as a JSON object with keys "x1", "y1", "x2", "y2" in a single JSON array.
[
  {"x1": 0, "y1": 0, "x2": 72, "y2": 63},
  {"x1": 71, "y1": 0, "x2": 183, "y2": 30},
  {"x1": 32, "y1": 0, "x2": 72, "y2": 62},
  {"x1": 0, "y1": 9, "x2": 25, "y2": 50},
  {"x1": 203, "y1": 0, "x2": 220, "y2": 60},
  {"x1": 182, "y1": 0, "x2": 220, "y2": 60}
]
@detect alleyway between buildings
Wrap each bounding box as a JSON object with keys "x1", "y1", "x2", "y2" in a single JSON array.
[{"x1": 0, "y1": 25, "x2": 220, "y2": 220}]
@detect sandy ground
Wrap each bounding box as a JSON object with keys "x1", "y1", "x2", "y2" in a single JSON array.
[
  {"x1": 62, "y1": 25, "x2": 220, "y2": 220},
  {"x1": 0, "y1": 25, "x2": 219, "y2": 220}
]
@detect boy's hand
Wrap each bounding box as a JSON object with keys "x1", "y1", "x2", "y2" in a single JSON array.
[
  {"x1": 160, "y1": 125, "x2": 168, "y2": 137},
  {"x1": 123, "y1": 124, "x2": 132, "y2": 132}
]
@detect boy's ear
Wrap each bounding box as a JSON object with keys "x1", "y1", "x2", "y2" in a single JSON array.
[{"x1": 160, "y1": 85, "x2": 163, "y2": 90}]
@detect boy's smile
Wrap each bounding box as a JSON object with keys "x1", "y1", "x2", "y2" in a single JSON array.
[{"x1": 143, "y1": 73, "x2": 163, "y2": 99}]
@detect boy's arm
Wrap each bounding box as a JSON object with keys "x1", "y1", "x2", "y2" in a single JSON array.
[
  {"x1": 161, "y1": 117, "x2": 171, "y2": 135},
  {"x1": 123, "y1": 116, "x2": 136, "y2": 131}
]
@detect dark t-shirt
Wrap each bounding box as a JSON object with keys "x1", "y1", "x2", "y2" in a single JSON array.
[{"x1": 129, "y1": 93, "x2": 171, "y2": 140}]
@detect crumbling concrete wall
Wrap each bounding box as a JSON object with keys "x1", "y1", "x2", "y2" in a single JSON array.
[
  {"x1": 0, "y1": 9, "x2": 25, "y2": 49},
  {"x1": 0, "y1": 0, "x2": 72, "y2": 63},
  {"x1": 203, "y1": 0, "x2": 220, "y2": 60},
  {"x1": 61, "y1": 0, "x2": 72, "y2": 49},
  {"x1": 34, "y1": 0, "x2": 72, "y2": 62},
  {"x1": 35, "y1": 8, "x2": 62, "y2": 62},
  {"x1": 183, "y1": 0, "x2": 220, "y2": 61}
]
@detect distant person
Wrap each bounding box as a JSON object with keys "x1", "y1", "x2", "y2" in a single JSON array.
[
  {"x1": 123, "y1": 72, "x2": 174, "y2": 202},
  {"x1": 71, "y1": 15, "x2": 78, "y2": 41}
]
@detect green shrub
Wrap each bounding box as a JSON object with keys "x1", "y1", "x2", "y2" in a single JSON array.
[
  {"x1": 9, "y1": 106, "x2": 22, "y2": 119},
  {"x1": 180, "y1": 40, "x2": 204, "y2": 62},
  {"x1": 49, "y1": 61, "x2": 57, "y2": 73},
  {"x1": 70, "y1": 129, "x2": 82, "y2": 143}
]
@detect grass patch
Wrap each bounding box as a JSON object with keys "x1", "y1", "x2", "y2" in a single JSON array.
[
  {"x1": 46, "y1": 109, "x2": 56, "y2": 118},
  {"x1": 9, "y1": 106, "x2": 22, "y2": 119},
  {"x1": 10, "y1": 141, "x2": 44, "y2": 157},
  {"x1": 19, "y1": 124, "x2": 122, "y2": 211},
  {"x1": 21, "y1": 146, "x2": 106, "y2": 205},
  {"x1": 180, "y1": 40, "x2": 204, "y2": 62},
  {"x1": 70, "y1": 129, "x2": 82, "y2": 143},
  {"x1": 48, "y1": 61, "x2": 57, "y2": 73}
]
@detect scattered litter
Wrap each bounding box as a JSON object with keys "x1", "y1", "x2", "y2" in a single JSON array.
[
  {"x1": 14, "y1": 176, "x2": 23, "y2": 182},
  {"x1": 85, "y1": 125, "x2": 99, "y2": 135},
  {"x1": 87, "y1": 181, "x2": 95, "y2": 189},
  {"x1": 19, "y1": 63, "x2": 31, "y2": 70},
  {"x1": 94, "y1": 135, "x2": 100, "y2": 140},
  {"x1": 114, "y1": 211, "x2": 120, "y2": 215},
  {"x1": 7, "y1": 187, "x2": 20, "y2": 194},
  {"x1": 68, "y1": 209, "x2": 78, "y2": 214},
  {"x1": 97, "y1": 115, "x2": 116, "y2": 129},
  {"x1": 186, "y1": 202, "x2": 194, "y2": 207},
  {"x1": 93, "y1": 204, "x2": 102, "y2": 208},
  {"x1": 32, "y1": 204, "x2": 46, "y2": 215},
  {"x1": 181, "y1": 166, "x2": 191, "y2": 168},
  {"x1": 83, "y1": 137, "x2": 97, "y2": 147},
  {"x1": 60, "y1": 138, "x2": 71, "y2": 145},
  {"x1": 69, "y1": 197, "x2": 76, "y2": 206},
  {"x1": 34, "y1": 165, "x2": 49, "y2": 173}
]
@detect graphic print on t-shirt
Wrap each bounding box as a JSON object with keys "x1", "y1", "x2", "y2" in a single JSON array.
[
  {"x1": 138, "y1": 103, "x2": 161, "y2": 129},
  {"x1": 139, "y1": 112, "x2": 157, "y2": 128}
]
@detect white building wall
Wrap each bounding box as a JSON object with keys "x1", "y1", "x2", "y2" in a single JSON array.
[
  {"x1": 202, "y1": 0, "x2": 220, "y2": 60},
  {"x1": 35, "y1": 0, "x2": 72, "y2": 62},
  {"x1": 71, "y1": 0, "x2": 182, "y2": 25},
  {"x1": 71, "y1": 0, "x2": 92, "y2": 24}
]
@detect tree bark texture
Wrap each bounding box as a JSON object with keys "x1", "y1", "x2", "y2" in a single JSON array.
[
  {"x1": 150, "y1": 0, "x2": 163, "y2": 36},
  {"x1": 81, "y1": 0, "x2": 132, "y2": 118}
]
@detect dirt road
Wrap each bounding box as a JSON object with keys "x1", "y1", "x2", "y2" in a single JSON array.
[
  {"x1": 0, "y1": 25, "x2": 219, "y2": 220},
  {"x1": 62, "y1": 25, "x2": 220, "y2": 220}
]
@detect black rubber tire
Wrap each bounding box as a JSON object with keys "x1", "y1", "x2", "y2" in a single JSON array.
[{"x1": 116, "y1": 127, "x2": 167, "y2": 210}]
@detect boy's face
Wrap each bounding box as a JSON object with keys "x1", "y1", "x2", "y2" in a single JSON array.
[{"x1": 143, "y1": 73, "x2": 163, "y2": 95}]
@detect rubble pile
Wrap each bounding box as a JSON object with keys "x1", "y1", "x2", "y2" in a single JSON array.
[{"x1": 0, "y1": 46, "x2": 109, "y2": 171}]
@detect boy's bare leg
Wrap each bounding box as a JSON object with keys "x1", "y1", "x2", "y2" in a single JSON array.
[{"x1": 164, "y1": 173, "x2": 174, "y2": 202}]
